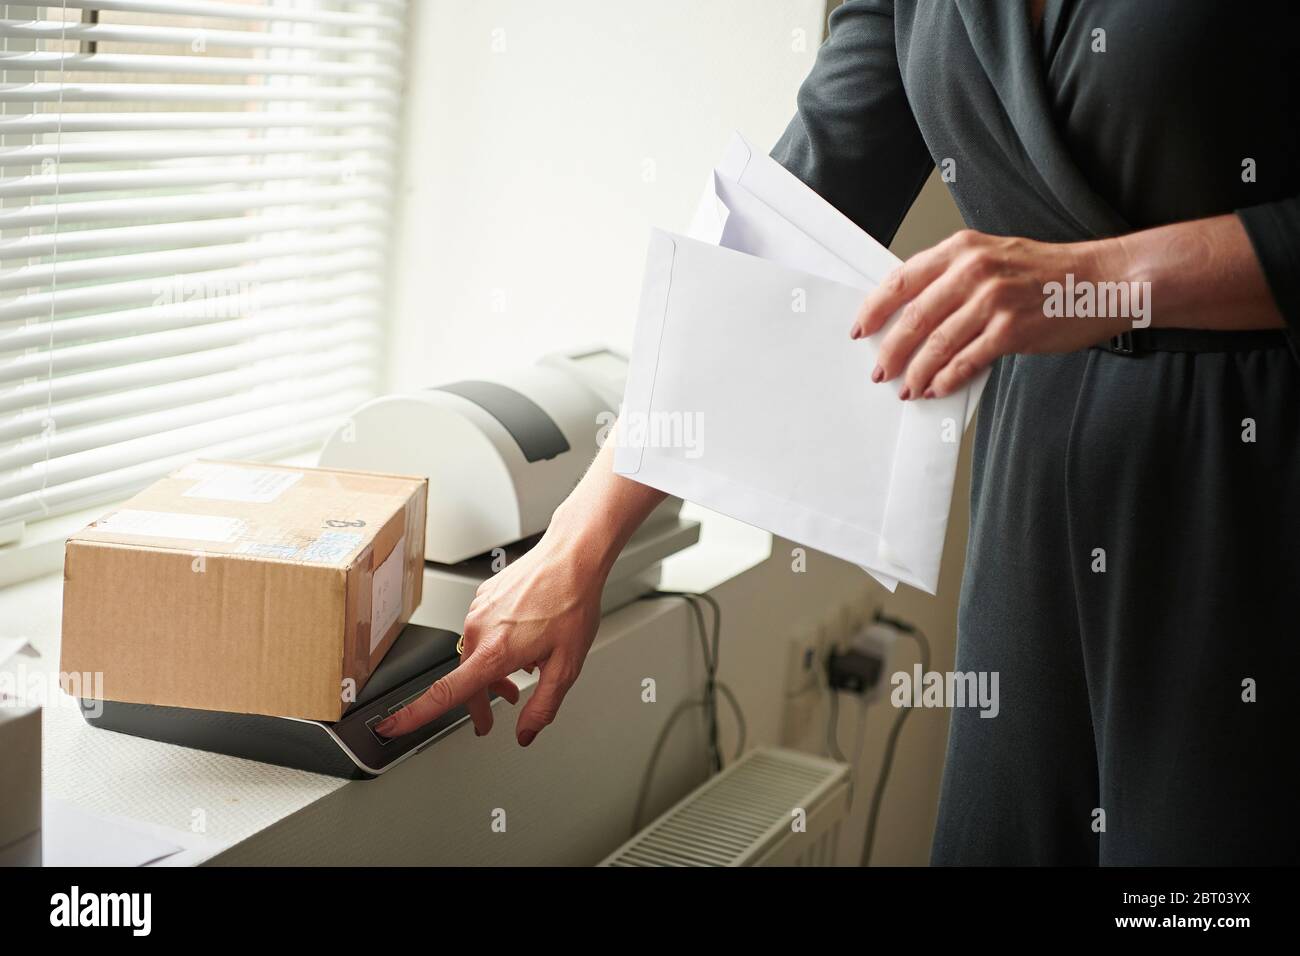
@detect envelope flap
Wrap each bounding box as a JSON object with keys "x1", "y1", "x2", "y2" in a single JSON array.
[
  {"x1": 725, "y1": 132, "x2": 899, "y2": 285},
  {"x1": 687, "y1": 170, "x2": 732, "y2": 243}
]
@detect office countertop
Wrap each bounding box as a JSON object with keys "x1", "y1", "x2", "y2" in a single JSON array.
[{"x1": 2, "y1": 505, "x2": 774, "y2": 865}]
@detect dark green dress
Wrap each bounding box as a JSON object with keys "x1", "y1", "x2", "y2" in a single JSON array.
[{"x1": 774, "y1": 0, "x2": 1300, "y2": 864}]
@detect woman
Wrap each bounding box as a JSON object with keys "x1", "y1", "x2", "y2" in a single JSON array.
[{"x1": 376, "y1": 0, "x2": 1300, "y2": 865}]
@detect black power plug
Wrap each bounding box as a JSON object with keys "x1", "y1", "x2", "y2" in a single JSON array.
[{"x1": 826, "y1": 646, "x2": 885, "y2": 696}]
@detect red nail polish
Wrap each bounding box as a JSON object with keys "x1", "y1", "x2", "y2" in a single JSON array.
[
  {"x1": 898, "y1": 386, "x2": 911, "y2": 401},
  {"x1": 871, "y1": 365, "x2": 884, "y2": 383}
]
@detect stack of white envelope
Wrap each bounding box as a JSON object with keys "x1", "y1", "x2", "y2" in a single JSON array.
[{"x1": 612, "y1": 132, "x2": 989, "y2": 595}]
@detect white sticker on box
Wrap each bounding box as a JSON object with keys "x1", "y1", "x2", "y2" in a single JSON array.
[
  {"x1": 370, "y1": 535, "x2": 406, "y2": 653},
  {"x1": 95, "y1": 509, "x2": 244, "y2": 543},
  {"x1": 299, "y1": 530, "x2": 363, "y2": 564},
  {"x1": 181, "y1": 464, "x2": 302, "y2": 503}
]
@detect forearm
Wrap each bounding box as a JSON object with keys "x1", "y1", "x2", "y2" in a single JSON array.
[
  {"x1": 1098, "y1": 213, "x2": 1284, "y2": 331},
  {"x1": 545, "y1": 425, "x2": 667, "y2": 577}
]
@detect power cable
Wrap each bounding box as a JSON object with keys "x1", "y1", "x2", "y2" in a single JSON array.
[
  {"x1": 631, "y1": 590, "x2": 744, "y2": 835},
  {"x1": 860, "y1": 615, "x2": 932, "y2": 867}
]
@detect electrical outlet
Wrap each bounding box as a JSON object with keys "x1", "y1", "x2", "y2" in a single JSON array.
[
  {"x1": 783, "y1": 626, "x2": 823, "y2": 696},
  {"x1": 780, "y1": 625, "x2": 824, "y2": 746}
]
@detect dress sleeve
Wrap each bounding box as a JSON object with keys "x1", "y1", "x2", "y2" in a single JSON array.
[
  {"x1": 770, "y1": 0, "x2": 934, "y2": 247},
  {"x1": 1237, "y1": 197, "x2": 1300, "y2": 359}
]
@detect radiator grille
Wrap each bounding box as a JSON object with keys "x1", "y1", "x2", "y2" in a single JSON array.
[{"x1": 600, "y1": 748, "x2": 850, "y2": 867}]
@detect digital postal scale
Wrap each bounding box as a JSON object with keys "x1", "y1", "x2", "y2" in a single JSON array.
[
  {"x1": 78, "y1": 346, "x2": 701, "y2": 778},
  {"x1": 81, "y1": 624, "x2": 472, "y2": 779}
]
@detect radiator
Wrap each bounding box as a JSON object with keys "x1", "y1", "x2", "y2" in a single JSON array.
[{"x1": 599, "y1": 747, "x2": 851, "y2": 867}]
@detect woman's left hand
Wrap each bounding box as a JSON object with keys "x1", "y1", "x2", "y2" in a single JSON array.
[{"x1": 851, "y1": 229, "x2": 1131, "y2": 399}]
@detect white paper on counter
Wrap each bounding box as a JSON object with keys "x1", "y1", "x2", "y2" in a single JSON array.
[{"x1": 42, "y1": 798, "x2": 185, "y2": 867}]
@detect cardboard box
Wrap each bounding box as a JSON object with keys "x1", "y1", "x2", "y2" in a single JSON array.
[{"x1": 61, "y1": 461, "x2": 427, "y2": 721}]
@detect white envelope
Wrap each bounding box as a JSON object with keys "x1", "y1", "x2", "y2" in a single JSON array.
[
  {"x1": 614, "y1": 228, "x2": 973, "y2": 593},
  {"x1": 608, "y1": 138, "x2": 982, "y2": 595}
]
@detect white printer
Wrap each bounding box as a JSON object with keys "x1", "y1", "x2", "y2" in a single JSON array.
[{"x1": 318, "y1": 346, "x2": 699, "y2": 632}]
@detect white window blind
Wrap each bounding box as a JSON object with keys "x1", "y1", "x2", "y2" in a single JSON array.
[{"x1": 0, "y1": 0, "x2": 406, "y2": 535}]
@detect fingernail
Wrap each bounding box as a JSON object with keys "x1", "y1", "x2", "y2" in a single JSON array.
[
  {"x1": 519, "y1": 729, "x2": 536, "y2": 747},
  {"x1": 898, "y1": 386, "x2": 911, "y2": 401},
  {"x1": 374, "y1": 719, "x2": 396, "y2": 738},
  {"x1": 871, "y1": 365, "x2": 883, "y2": 383},
  {"x1": 923, "y1": 388, "x2": 936, "y2": 399},
  {"x1": 474, "y1": 727, "x2": 484, "y2": 737},
  {"x1": 850, "y1": 326, "x2": 861, "y2": 340}
]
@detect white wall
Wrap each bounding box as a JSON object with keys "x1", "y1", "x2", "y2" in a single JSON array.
[{"x1": 386, "y1": 0, "x2": 826, "y2": 387}]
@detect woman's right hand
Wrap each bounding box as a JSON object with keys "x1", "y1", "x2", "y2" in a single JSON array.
[
  {"x1": 374, "y1": 429, "x2": 669, "y2": 747},
  {"x1": 372, "y1": 518, "x2": 609, "y2": 747}
]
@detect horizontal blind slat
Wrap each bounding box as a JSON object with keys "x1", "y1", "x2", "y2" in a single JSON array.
[
  {"x1": 1, "y1": 297, "x2": 380, "y2": 383},
  {"x1": 0, "y1": 134, "x2": 395, "y2": 167},
  {"x1": 1, "y1": 207, "x2": 386, "y2": 257},
  {"x1": 0, "y1": 110, "x2": 397, "y2": 135},
  {"x1": 0, "y1": 81, "x2": 399, "y2": 104},
  {"x1": 0, "y1": 365, "x2": 374, "y2": 471},
  {"x1": 0, "y1": 273, "x2": 381, "y2": 354},
  {"x1": 36, "y1": 0, "x2": 401, "y2": 32},
  {"x1": 0, "y1": 318, "x2": 379, "y2": 414},
  {"x1": 0, "y1": 249, "x2": 380, "y2": 322},
  {"x1": 0, "y1": 182, "x2": 390, "y2": 229},
  {"x1": 0, "y1": 20, "x2": 401, "y2": 56},
  {"x1": 0, "y1": 160, "x2": 392, "y2": 199},
  {"x1": 0, "y1": 343, "x2": 375, "y2": 443},
  {"x1": 0, "y1": 230, "x2": 385, "y2": 291},
  {"x1": 0, "y1": 51, "x2": 400, "y2": 81}
]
